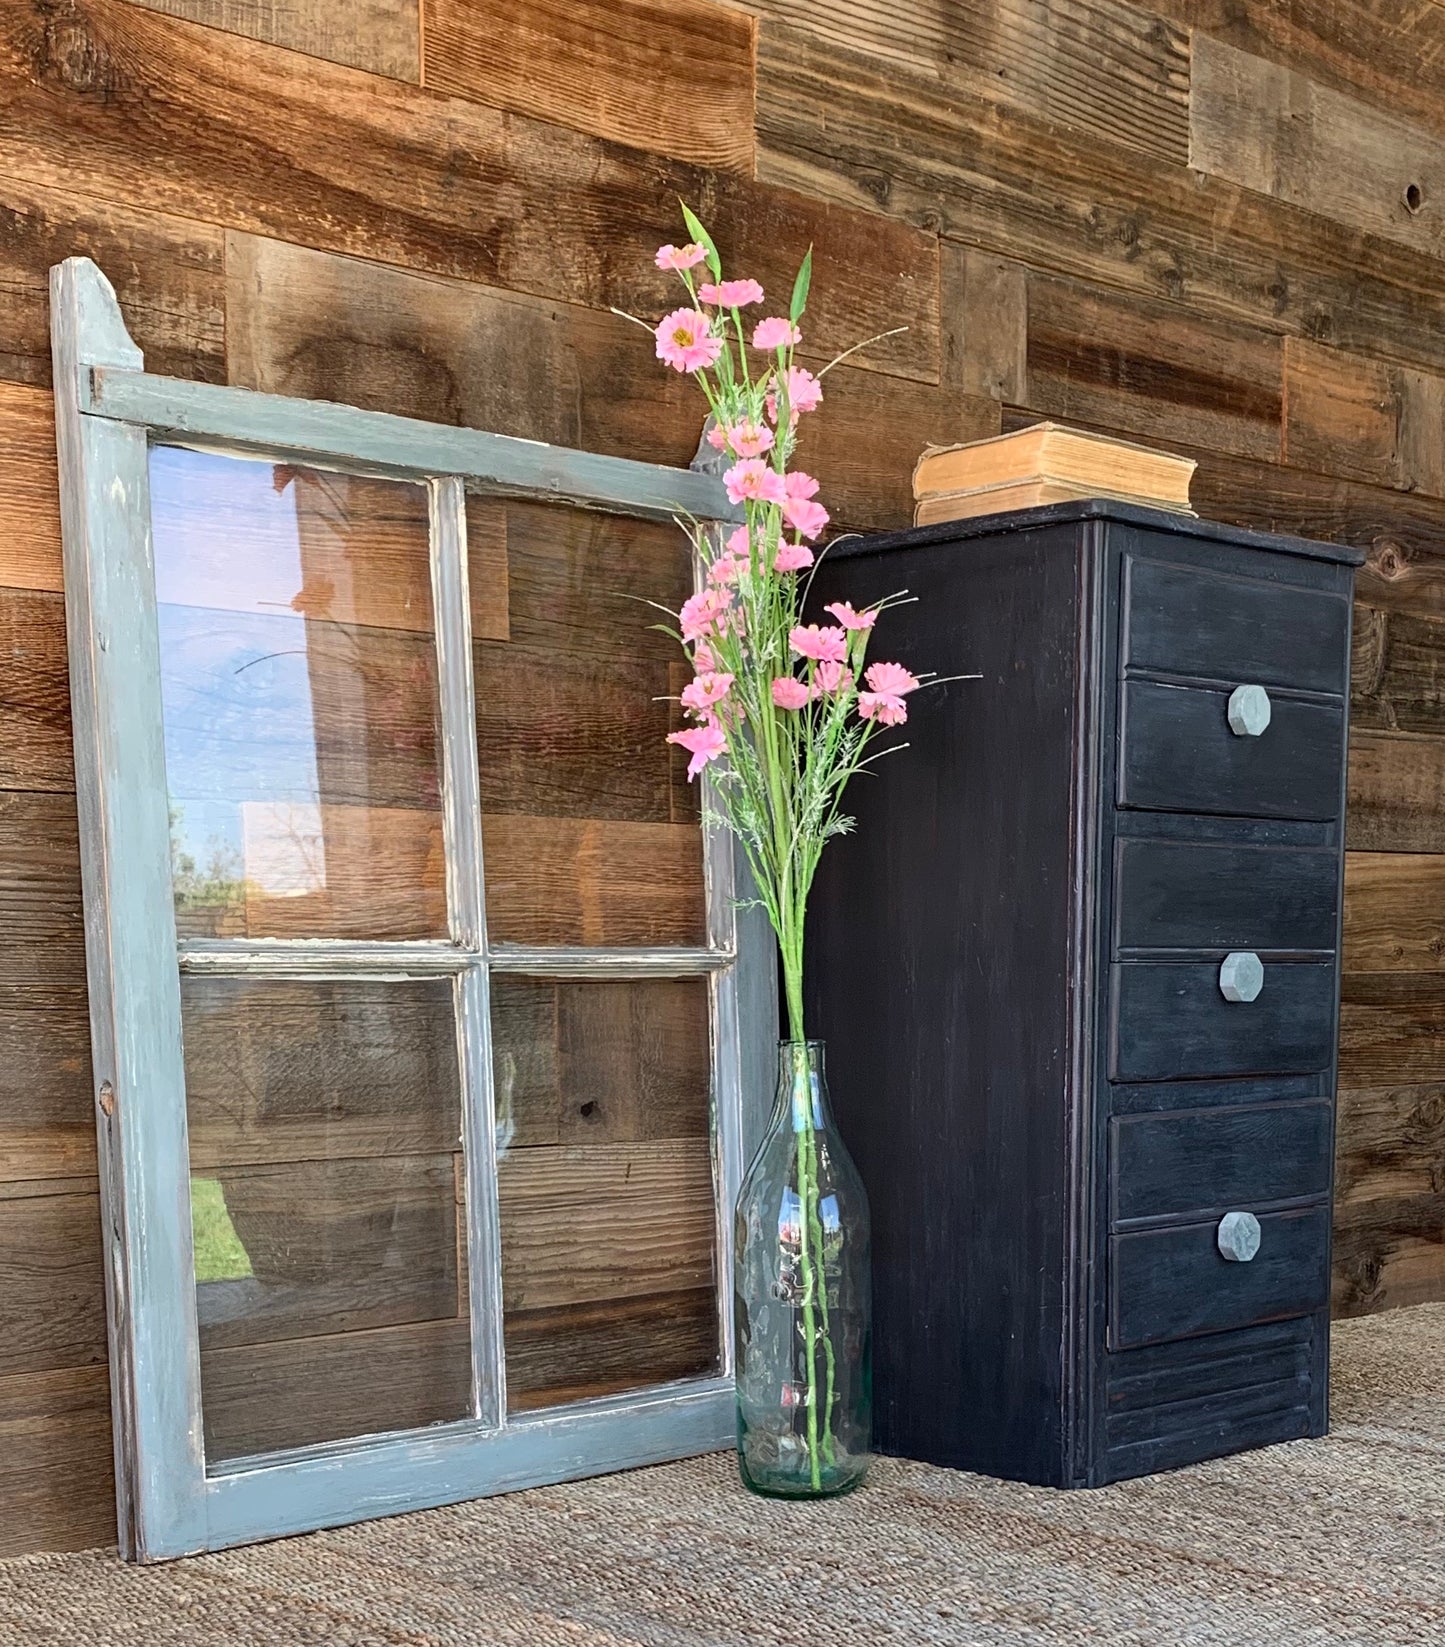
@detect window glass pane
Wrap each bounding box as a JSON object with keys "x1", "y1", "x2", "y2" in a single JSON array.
[
  {"x1": 182, "y1": 976, "x2": 471, "y2": 1462},
  {"x1": 152, "y1": 448, "x2": 446, "y2": 940},
  {"x1": 491, "y1": 976, "x2": 719, "y2": 1410},
  {"x1": 469, "y1": 495, "x2": 706, "y2": 946}
]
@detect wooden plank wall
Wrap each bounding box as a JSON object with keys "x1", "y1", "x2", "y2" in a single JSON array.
[{"x1": 0, "y1": 0, "x2": 1441, "y2": 1554}]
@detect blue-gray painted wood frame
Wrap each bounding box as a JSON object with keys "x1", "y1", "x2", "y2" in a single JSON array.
[{"x1": 51, "y1": 257, "x2": 775, "y2": 1562}]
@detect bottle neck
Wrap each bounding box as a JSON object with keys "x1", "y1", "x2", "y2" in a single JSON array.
[{"x1": 775, "y1": 1039, "x2": 831, "y2": 1133}]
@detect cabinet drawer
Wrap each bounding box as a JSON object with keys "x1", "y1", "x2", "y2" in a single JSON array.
[
  {"x1": 1119, "y1": 679, "x2": 1344, "y2": 821},
  {"x1": 1111, "y1": 1101, "x2": 1333, "y2": 1223},
  {"x1": 1111, "y1": 960, "x2": 1337, "y2": 1081},
  {"x1": 1110, "y1": 1205, "x2": 1330, "y2": 1350},
  {"x1": 1113, "y1": 839, "x2": 1339, "y2": 953},
  {"x1": 1123, "y1": 556, "x2": 1350, "y2": 694}
]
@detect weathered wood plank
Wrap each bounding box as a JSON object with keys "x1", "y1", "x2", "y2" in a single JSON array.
[
  {"x1": 751, "y1": 0, "x2": 1190, "y2": 163},
  {"x1": 226, "y1": 234, "x2": 966, "y2": 533},
  {"x1": 1283, "y1": 339, "x2": 1445, "y2": 497},
  {"x1": 0, "y1": 173, "x2": 223, "y2": 388},
  {"x1": 0, "y1": 1, "x2": 937, "y2": 383},
  {"x1": 183, "y1": 976, "x2": 460, "y2": 1168},
  {"x1": 200, "y1": 1316, "x2": 471, "y2": 1460},
  {"x1": 1333, "y1": 1192, "x2": 1445, "y2": 1317},
  {"x1": 1340, "y1": 971, "x2": 1445, "y2": 1085},
  {"x1": 0, "y1": 586, "x2": 73, "y2": 791},
  {"x1": 1190, "y1": 35, "x2": 1445, "y2": 260},
  {"x1": 1154, "y1": 0, "x2": 1445, "y2": 144},
  {"x1": 941, "y1": 243, "x2": 1026, "y2": 403},
  {"x1": 498, "y1": 1139, "x2": 715, "y2": 1312},
  {"x1": 754, "y1": 20, "x2": 1445, "y2": 378},
  {"x1": 1346, "y1": 731, "x2": 1445, "y2": 854},
  {"x1": 1344, "y1": 852, "x2": 1445, "y2": 972},
  {"x1": 491, "y1": 976, "x2": 710, "y2": 1150},
  {"x1": 1027, "y1": 273, "x2": 1282, "y2": 461},
  {"x1": 0, "y1": 791, "x2": 86, "y2": 988},
  {"x1": 1350, "y1": 605, "x2": 1445, "y2": 739},
  {"x1": 0, "y1": 383, "x2": 63, "y2": 591},
  {"x1": 506, "y1": 1287, "x2": 717, "y2": 1412},
  {"x1": 0, "y1": 1185, "x2": 107, "y2": 1376},
  {"x1": 122, "y1": 0, "x2": 421, "y2": 80},
  {"x1": 0, "y1": 1365, "x2": 114, "y2": 1557},
  {"x1": 482, "y1": 812, "x2": 705, "y2": 947},
  {"x1": 1336, "y1": 1082, "x2": 1445, "y2": 1206},
  {"x1": 422, "y1": 0, "x2": 754, "y2": 172},
  {"x1": 195, "y1": 1153, "x2": 462, "y2": 1351}
]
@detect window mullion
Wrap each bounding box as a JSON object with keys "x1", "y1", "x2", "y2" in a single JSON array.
[{"x1": 429, "y1": 478, "x2": 506, "y2": 1427}]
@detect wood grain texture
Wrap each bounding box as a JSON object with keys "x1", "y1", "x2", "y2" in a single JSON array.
[
  {"x1": 1333, "y1": 1192, "x2": 1445, "y2": 1316},
  {"x1": 0, "y1": 173, "x2": 223, "y2": 388},
  {"x1": 0, "y1": 792, "x2": 85, "y2": 989},
  {"x1": 200, "y1": 1316, "x2": 471, "y2": 1459},
  {"x1": 0, "y1": 586, "x2": 73, "y2": 791},
  {"x1": 1340, "y1": 972, "x2": 1445, "y2": 1085},
  {"x1": 225, "y1": 234, "x2": 964, "y2": 533},
  {"x1": 1156, "y1": 0, "x2": 1445, "y2": 143},
  {"x1": 755, "y1": 19, "x2": 1445, "y2": 378},
  {"x1": 1284, "y1": 338, "x2": 1445, "y2": 496},
  {"x1": 1336, "y1": 1082, "x2": 1445, "y2": 1205},
  {"x1": 750, "y1": 0, "x2": 1189, "y2": 163},
  {"x1": 506, "y1": 1287, "x2": 717, "y2": 1412},
  {"x1": 122, "y1": 0, "x2": 421, "y2": 79},
  {"x1": 1346, "y1": 730, "x2": 1445, "y2": 853},
  {"x1": 1344, "y1": 854, "x2": 1445, "y2": 972},
  {"x1": 0, "y1": 0, "x2": 936, "y2": 382},
  {"x1": 941, "y1": 243, "x2": 1027, "y2": 403},
  {"x1": 1027, "y1": 274, "x2": 1282, "y2": 460},
  {"x1": 0, "y1": 1185, "x2": 106, "y2": 1376},
  {"x1": 422, "y1": 0, "x2": 754, "y2": 171},
  {"x1": 0, "y1": 1365, "x2": 114, "y2": 1556},
  {"x1": 1190, "y1": 34, "x2": 1445, "y2": 259},
  {"x1": 482, "y1": 813, "x2": 705, "y2": 947},
  {"x1": 1351, "y1": 605, "x2": 1445, "y2": 737},
  {"x1": 0, "y1": 384, "x2": 63, "y2": 591}
]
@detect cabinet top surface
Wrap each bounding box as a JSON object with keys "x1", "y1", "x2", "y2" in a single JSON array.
[{"x1": 835, "y1": 500, "x2": 1367, "y2": 568}]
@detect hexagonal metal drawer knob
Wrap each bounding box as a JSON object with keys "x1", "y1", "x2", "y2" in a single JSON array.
[
  {"x1": 1218, "y1": 1211, "x2": 1262, "y2": 1263},
  {"x1": 1219, "y1": 951, "x2": 1264, "y2": 1003},
  {"x1": 1227, "y1": 683, "x2": 1272, "y2": 737}
]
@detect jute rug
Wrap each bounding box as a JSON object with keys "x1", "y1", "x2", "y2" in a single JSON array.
[{"x1": 2, "y1": 1306, "x2": 1442, "y2": 1645}]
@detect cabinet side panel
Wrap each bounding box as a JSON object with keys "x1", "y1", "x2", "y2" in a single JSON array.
[{"x1": 805, "y1": 526, "x2": 1081, "y2": 1485}]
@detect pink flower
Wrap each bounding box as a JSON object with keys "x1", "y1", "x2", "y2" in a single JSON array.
[
  {"x1": 783, "y1": 471, "x2": 819, "y2": 500},
  {"x1": 858, "y1": 661, "x2": 919, "y2": 727},
  {"x1": 680, "y1": 587, "x2": 730, "y2": 641},
  {"x1": 724, "y1": 458, "x2": 788, "y2": 506},
  {"x1": 865, "y1": 661, "x2": 919, "y2": 697},
  {"x1": 681, "y1": 671, "x2": 734, "y2": 715},
  {"x1": 858, "y1": 692, "x2": 907, "y2": 726},
  {"x1": 699, "y1": 279, "x2": 765, "y2": 307},
  {"x1": 771, "y1": 676, "x2": 810, "y2": 710},
  {"x1": 705, "y1": 421, "x2": 728, "y2": 451},
  {"x1": 812, "y1": 660, "x2": 853, "y2": 696},
  {"x1": 773, "y1": 541, "x2": 815, "y2": 573},
  {"x1": 692, "y1": 641, "x2": 718, "y2": 672},
  {"x1": 781, "y1": 497, "x2": 829, "y2": 540},
  {"x1": 655, "y1": 307, "x2": 723, "y2": 373},
  {"x1": 825, "y1": 601, "x2": 877, "y2": 630},
  {"x1": 753, "y1": 317, "x2": 802, "y2": 350},
  {"x1": 655, "y1": 243, "x2": 708, "y2": 271},
  {"x1": 708, "y1": 552, "x2": 743, "y2": 586},
  {"x1": 725, "y1": 524, "x2": 751, "y2": 558},
  {"x1": 767, "y1": 367, "x2": 823, "y2": 425},
  {"x1": 668, "y1": 722, "x2": 727, "y2": 779},
  {"x1": 721, "y1": 420, "x2": 774, "y2": 458},
  {"x1": 790, "y1": 624, "x2": 848, "y2": 664}
]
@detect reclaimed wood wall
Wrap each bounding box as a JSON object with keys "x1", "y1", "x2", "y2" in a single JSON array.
[{"x1": 0, "y1": 0, "x2": 1442, "y2": 1555}]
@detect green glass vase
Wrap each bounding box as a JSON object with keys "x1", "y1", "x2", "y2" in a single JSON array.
[{"x1": 734, "y1": 1040, "x2": 871, "y2": 1498}]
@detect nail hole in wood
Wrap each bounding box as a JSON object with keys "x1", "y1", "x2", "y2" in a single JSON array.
[
  {"x1": 1405, "y1": 182, "x2": 1425, "y2": 214},
  {"x1": 98, "y1": 1080, "x2": 115, "y2": 1117}
]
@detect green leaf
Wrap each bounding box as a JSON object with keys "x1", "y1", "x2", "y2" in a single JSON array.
[
  {"x1": 679, "y1": 201, "x2": 722, "y2": 279},
  {"x1": 789, "y1": 247, "x2": 813, "y2": 323}
]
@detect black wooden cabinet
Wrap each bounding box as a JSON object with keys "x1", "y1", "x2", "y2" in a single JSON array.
[{"x1": 804, "y1": 502, "x2": 1363, "y2": 1487}]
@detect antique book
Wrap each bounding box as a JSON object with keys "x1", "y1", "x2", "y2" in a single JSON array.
[{"x1": 912, "y1": 423, "x2": 1197, "y2": 525}]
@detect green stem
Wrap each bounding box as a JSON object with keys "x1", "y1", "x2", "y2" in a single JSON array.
[{"x1": 785, "y1": 1037, "x2": 823, "y2": 1491}]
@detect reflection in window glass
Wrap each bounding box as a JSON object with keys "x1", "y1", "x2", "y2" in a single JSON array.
[{"x1": 151, "y1": 448, "x2": 446, "y2": 940}]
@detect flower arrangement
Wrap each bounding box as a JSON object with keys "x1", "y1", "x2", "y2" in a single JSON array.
[{"x1": 647, "y1": 207, "x2": 925, "y2": 1048}]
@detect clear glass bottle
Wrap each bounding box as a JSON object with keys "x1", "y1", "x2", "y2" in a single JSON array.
[{"x1": 734, "y1": 1040, "x2": 871, "y2": 1498}]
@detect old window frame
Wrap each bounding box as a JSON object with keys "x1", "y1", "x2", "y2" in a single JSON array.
[{"x1": 51, "y1": 257, "x2": 775, "y2": 1562}]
